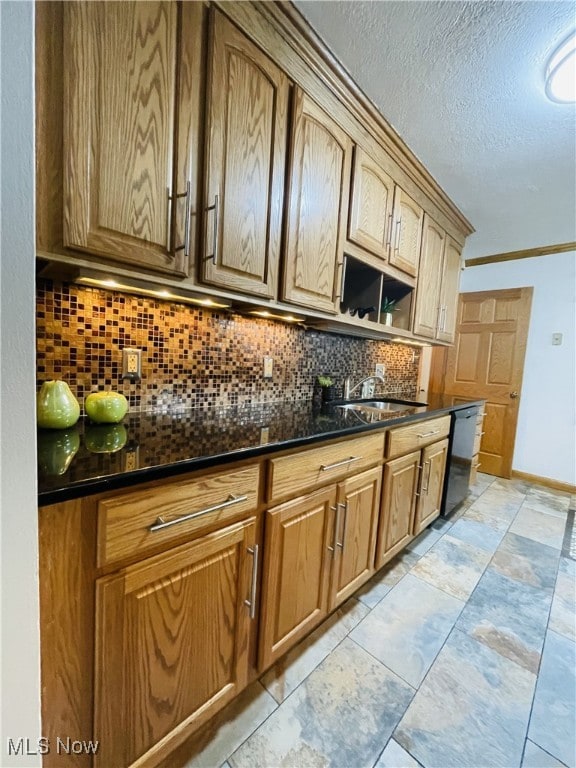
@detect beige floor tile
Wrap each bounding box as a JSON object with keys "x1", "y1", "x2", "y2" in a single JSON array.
[{"x1": 510, "y1": 506, "x2": 567, "y2": 550}]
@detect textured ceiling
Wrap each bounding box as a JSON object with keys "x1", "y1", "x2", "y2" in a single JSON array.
[{"x1": 293, "y1": 0, "x2": 576, "y2": 258}]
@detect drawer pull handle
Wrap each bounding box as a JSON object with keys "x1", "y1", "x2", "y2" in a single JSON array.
[
  {"x1": 321, "y1": 456, "x2": 361, "y2": 472},
  {"x1": 244, "y1": 544, "x2": 259, "y2": 620},
  {"x1": 149, "y1": 493, "x2": 248, "y2": 532},
  {"x1": 417, "y1": 429, "x2": 440, "y2": 438}
]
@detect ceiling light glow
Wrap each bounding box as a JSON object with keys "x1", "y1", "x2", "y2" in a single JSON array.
[{"x1": 546, "y1": 31, "x2": 576, "y2": 103}]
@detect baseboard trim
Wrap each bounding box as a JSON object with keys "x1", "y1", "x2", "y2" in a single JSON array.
[{"x1": 511, "y1": 470, "x2": 576, "y2": 494}]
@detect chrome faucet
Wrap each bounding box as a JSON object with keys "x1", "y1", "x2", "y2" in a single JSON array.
[{"x1": 343, "y1": 374, "x2": 386, "y2": 400}]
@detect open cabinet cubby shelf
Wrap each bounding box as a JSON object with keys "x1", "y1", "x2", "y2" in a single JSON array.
[{"x1": 339, "y1": 255, "x2": 413, "y2": 332}]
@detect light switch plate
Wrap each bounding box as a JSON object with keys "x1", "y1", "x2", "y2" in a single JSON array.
[
  {"x1": 263, "y1": 356, "x2": 273, "y2": 378},
  {"x1": 375, "y1": 363, "x2": 385, "y2": 378}
]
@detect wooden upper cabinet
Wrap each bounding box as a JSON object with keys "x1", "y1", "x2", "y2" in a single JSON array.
[
  {"x1": 348, "y1": 147, "x2": 395, "y2": 260},
  {"x1": 389, "y1": 186, "x2": 424, "y2": 277},
  {"x1": 201, "y1": 10, "x2": 289, "y2": 298},
  {"x1": 94, "y1": 518, "x2": 256, "y2": 768},
  {"x1": 282, "y1": 88, "x2": 353, "y2": 313},
  {"x1": 413, "y1": 214, "x2": 445, "y2": 338},
  {"x1": 63, "y1": 1, "x2": 201, "y2": 277},
  {"x1": 437, "y1": 236, "x2": 463, "y2": 343}
]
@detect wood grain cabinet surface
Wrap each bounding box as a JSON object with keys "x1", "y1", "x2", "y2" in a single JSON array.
[
  {"x1": 62, "y1": 1, "x2": 203, "y2": 277},
  {"x1": 282, "y1": 88, "x2": 353, "y2": 313},
  {"x1": 389, "y1": 186, "x2": 424, "y2": 278},
  {"x1": 348, "y1": 147, "x2": 395, "y2": 261},
  {"x1": 413, "y1": 215, "x2": 463, "y2": 343},
  {"x1": 377, "y1": 418, "x2": 451, "y2": 567},
  {"x1": 259, "y1": 464, "x2": 381, "y2": 669},
  {"x1": 201, "y1": 10, "x2": 289, "y2": 297},
  {"x1": 94, "y1": 518, "x2": 257, "y2": 768}
]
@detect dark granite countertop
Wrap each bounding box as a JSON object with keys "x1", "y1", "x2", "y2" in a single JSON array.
[{"x1": 38, "y1": 393, "x2": 484, "y2": 506}]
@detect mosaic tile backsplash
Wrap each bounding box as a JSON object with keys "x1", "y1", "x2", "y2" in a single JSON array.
[{"x1": 36, "y1": 279, "x2": 421, "y2": 413}]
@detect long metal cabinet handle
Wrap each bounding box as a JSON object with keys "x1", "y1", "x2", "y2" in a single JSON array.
[
  {"x1": 328, "y1": 505, "x2": 340, "y2": 553},
  {"x1": 244, "y1": 544, "x2": 259, "y2": 619},
  {"x1": 149, "y1": 493, "x2": 247, "y2": 532},
  {"x1": 166, "y1": 187, "x2": 173, "y2": 252},
  {"x1": 385, "y1": 212, "x2": 394, "y2": 249},
  {"x1": 168, "y1": 186, "x2": 191, "y2": 254},
  {"x1": 440, "y1": 306, "x2": 447, "y2": 332},
  {"x1": 421, "y1": 460, "x2": 431, "y2": 493},
  {"x1": 337, "y1": 502, "x2": 347, "y2": 549},
  {"x1": 417, "y1": 429, "x2": 440, "y2": 438},
  {"x1": 320, "y1": 456, "x2": 361, "y2": 472},
  {"x1": 206, "y1": 194, "x2": 219, "y2": 264},
  {"x1": 394, "y1": 219, "x2": 401, "y2": 253},
  {"x1": 183, "y1": 180, "x2": 192, "y2": 258}
]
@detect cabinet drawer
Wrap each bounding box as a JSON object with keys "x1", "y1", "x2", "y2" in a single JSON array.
[
  {"x1": 268, "y1": 433, "x2": 384, "y2": 502},
  {"x1": 386, "y1": 415, "x2": 450, "y2": 459},
  {"x1": 97, "y1": 464, "x2": 260, "y2": 567}
]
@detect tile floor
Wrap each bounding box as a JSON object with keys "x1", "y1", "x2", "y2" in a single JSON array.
[{"x1": 174, "y1": 474, "x2": 576, "y2": 768}]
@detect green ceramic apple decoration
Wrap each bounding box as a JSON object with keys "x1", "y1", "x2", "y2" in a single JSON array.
[
  {"x1": 37, "y1": 380, "x2": 80, "y2": 429},
  {"x1": 37, "y1": 427, "x2": 81, "y2": 475},
  {"x1": 85, "y1": 391, "x2": 128, "y2": 424},
  {"x1": 85, "y1": 424, "x2": 128, "y2": 453}
]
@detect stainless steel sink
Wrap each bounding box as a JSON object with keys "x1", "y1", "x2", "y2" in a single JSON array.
[{"x1": 336, "y1": 398, "x2": 427, "y2": 423}]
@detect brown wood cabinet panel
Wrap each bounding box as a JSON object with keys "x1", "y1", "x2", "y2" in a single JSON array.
[
  {"x1": 258, "y1": 486, "x2": 335, "y2": 669},
  {"x1": 376, "y1": 450, "x2": 420, "y2": 569},
  {"x1": 268, "y1": 433, "x2": 384, "y2": 502},
  {"x1": 413, "y1": 214, "x2": 445, "y2": 338},
  {"x1": 389, "y1": 186, "x2": 424, "y2": 277},
  {"x1": 330, "y1": 467, "x2": 381, "y2": 607},
  {"x1": 282, "y1": 88, "x2": 352, "y2": 313},
  {"x1": 94, "y1": 518, "x2": 256, "y2": 768},
  {"x1": 64, "y1": 1, "x2": 191, "y2": 276},
  {"x1": 414, "y1": 438, "x2": 449, "y2": 534},
  {"x1": 97, "y1": 464, "x2": 260, "y2": 567},
  {"x1": 437, "y1": 236, "x2": 463, "y2": 343},
  {"x1": 201, "y1": 10, "x2": 289, "y2": 297},
  {"x1": 386, "y1": 415, "x2": 450, "y2": 459},
  {"x1": 348, "y1": 147, "x2": 394, "y2": 260}
]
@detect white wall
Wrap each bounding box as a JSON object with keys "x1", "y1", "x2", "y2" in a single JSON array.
[
  {"x1": 0, "y1": 2, "x2": 42, "y2": 765},
  {"x1": 461, "y1": 251, "x2": 576, "y2": 486}
]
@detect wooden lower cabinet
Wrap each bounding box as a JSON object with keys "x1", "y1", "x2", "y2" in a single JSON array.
[
  {"x1": 329, "y1": 467, "x2": 381, "y2": 607},
  {"x1": 259, "y1": 466, "x2": 381, "y2": 669},
  {"x1": 258, "y1": 486, "x2": 335, "y2": 669},
  {"x1": 375, "y1": 450, "x2": 420, "y2": 569},
  {"x1": 413, "y1": 439, "x2": 449, "y2": 535},
  {"x1": 94, "y1": 518, "x2": 257, "y2": 768},
  {"x1": 377, "y1": 438, "x2": 449, "y2": 568}
]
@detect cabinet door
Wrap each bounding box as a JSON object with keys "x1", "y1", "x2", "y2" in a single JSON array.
[
  {"x1": 413, "y1": 214, "x2": 445, "y2": 338},
  {"x1": 348, "y1": 147, "x2": 394, "y2": 260},
  {"x1": 330, "y1": 467, "x2": 381, "y2": 608},
  {"x1": 64, "y1": 2, "x2": 188, "y2": 276},
  {"x1": 259, "y1": 486, "x2": 335, "y2": 669},
  {"x1": 389, "y1": 186, "x2": 423, "y2": 277},
  {"x1": 202, "y1": 10, "x2": 289, "y2": 297},
  {"x1": 94, "y1": 519, "x2": 256, "y2": 768},
  {"x1": 414, "y1": 438, "x2": 449, "y2": 535},
  {"x1": 375, "y1": 450, "x2": 420, "y2": 569},
  {"x1": 437, "y1": 236, "x2": 463, "y2": 343},
  {"x1": 282, "y1": 88, "x2": 352, "y2": 313}
]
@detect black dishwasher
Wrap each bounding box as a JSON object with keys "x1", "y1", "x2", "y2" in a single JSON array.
[{"x1": 441, "y1": 405, "x2": 479, "y2": 517}]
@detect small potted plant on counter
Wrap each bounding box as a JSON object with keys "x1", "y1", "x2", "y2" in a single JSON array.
[
  {"x1": 381, "y1": 297, "x2": 398, "y2": 326},
  {"x1": 317, "y1": 374, "x2": 339, "y2": 403}
]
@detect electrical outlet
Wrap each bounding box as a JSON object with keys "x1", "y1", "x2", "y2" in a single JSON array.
[
  {"x1": 263, "y1": 356, "x2": 273, "y2": 378},
  {"x1": 375, "y1": 363, "x2": 385, "y2": 378},
  {"x1": 260, "y1": 426, "x2": 270, "y2": 445},
  {"x1": 552, "y1": 333, "x2": 563, "y2": 346},
  {"x1": 122, "y1": 348, "x2": 142, "y2": 382}
]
